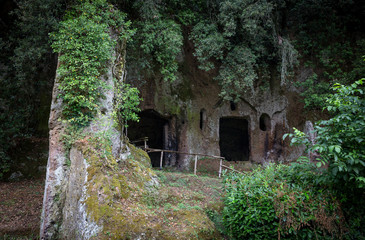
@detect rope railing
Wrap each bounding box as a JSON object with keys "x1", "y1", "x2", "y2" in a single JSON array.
[
  {"x1": 145, "y1": 147, "x2": 224, "y2": 175},
  {"x1": 131, "y1": 137, "x2": 244, "y2": 177},
  {"x1": 130, "y1": 137, "x2": 148, "y2": 149}
]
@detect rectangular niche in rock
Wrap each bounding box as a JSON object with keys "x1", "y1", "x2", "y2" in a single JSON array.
[{"x1": 219, "y1": 117, "x2": 250, "y2": 161}]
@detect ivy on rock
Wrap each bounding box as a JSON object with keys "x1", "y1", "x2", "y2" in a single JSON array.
[{"x1": 51, "y1": 0, "x2": 136, "y2": 127}]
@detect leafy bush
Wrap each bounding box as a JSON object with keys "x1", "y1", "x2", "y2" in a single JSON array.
[
  {"x1": 285, "y1": 75, "x2": 365, "y2": 239},
  {"x1": 136, "y1": 19, "x2": 183, "y2": 82},
  {"x1": 190, "y1": 0, "x2": 284, "y2": 100},
  {"x1": 50, "y1": 0, "x2": 133, "y2": 126},
  {"x1": 222, "y1": 161, "x2": 344, "y2": 239},
  {"x1": 285, "y1": 79, "x2": 365, "y2": 188}
]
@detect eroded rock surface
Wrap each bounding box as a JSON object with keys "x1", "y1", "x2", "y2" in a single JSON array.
[
  {"x1": 126, "y1": 43, "x2": 307, "y2": 169},
  {"x1": 41, "y1": 41, "x2": 133, "y2": 238}
]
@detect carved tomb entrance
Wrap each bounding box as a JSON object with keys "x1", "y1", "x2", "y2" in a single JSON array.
[
  {"x1": 219, "y1": 117, "x2": 250, "y2": 161},
  {"x1": 127, "y1": 110, "x2": 169, "y2": 167}
]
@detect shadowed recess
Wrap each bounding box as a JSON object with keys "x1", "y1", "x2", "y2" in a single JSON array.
[
  {"x1": 219, "y1": 117, "x2": 250, "y2": 161},
  {"x1": 259, "y1": 113, "x2": 271, "y2": 131},
  {"x1": 127, "y1": 110, "x2": 168, "y2": 167}
]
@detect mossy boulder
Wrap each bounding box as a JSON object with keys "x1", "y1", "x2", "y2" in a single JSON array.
[{"x1": 59, "y1": 135, "x2": 223, "y2": 239}]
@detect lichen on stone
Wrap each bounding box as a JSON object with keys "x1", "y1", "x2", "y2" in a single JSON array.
[{"x1": 73, "y1": 134, "x2": 222, "y2": 239}]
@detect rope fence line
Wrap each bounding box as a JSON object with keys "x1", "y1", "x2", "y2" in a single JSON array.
[
  {"x1": 130, "y1": 137, "x2": 244, "y2": 177},
  {"x1": 143, "y1": 148, "x2": 243, "y2": 178}
]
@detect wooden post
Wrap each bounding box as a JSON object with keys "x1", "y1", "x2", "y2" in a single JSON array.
[
  {"x1": 144, "y1": 138, "x2": 147, "y2": 149},
  {"x1": 219, "y1": 158, "x2": 223, "y2": 178},
  {"x1": 160, "y1": 151, "x2": 164, "y2": 170},
  {"x1": 194, "y1": 155, "x2": 198, "y2": 175}
]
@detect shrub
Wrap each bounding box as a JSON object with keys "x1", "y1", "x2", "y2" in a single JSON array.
[
  {"x1": 285, "y1": 78, "x2": 365, "y2": 238},
  {"x1": 285, "y1": 79, "x2": 365, "y2": 188},
  {"x1": 222, "y1": 160, "x2": 344, "y2": 239}
]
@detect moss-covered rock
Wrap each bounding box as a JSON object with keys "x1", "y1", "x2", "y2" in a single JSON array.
[{"x1": 61, "y1": 134, "x2": 224, "y2": 239}]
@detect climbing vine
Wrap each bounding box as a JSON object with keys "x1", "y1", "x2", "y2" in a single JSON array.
[
  {"x1": 112, "y1": 39, "x2": 141, "y2": 130},
  {"x1": 50, "y1": 0, "x2": 134, "y2": 126},
  {"x1": 113, "y1": 81, "x2": 141, "y2": 130}
]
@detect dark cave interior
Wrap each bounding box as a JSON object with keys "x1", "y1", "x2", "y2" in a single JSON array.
[
  {"x1": 219, "y1": 117, "x2": 250, "y2": 161},
  {"x1": 127, "y1": 110, "x2": 168, "y2": 167}
]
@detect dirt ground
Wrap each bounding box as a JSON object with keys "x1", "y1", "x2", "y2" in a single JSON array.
[{"x1": 0, "y1": 177, "x2": 45, "y2": 239}]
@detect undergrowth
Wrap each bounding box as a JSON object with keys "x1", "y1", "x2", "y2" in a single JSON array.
[{"x1": 222, "y1": 160, "x2": 344, "y2": 239}]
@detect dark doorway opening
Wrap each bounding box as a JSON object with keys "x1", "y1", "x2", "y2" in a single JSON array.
[
  {"x1": 127, "y1": 110, "x2": 168, "y2": 167},
  {"x1": 219, "y1": 117, "x2": 250, "y2": 161}
]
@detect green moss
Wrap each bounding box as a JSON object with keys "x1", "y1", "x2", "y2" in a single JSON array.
[
  {"x1": 127, "y1": 142, "x2": 151, "y2": 168},
  {"x1": 160, "y1": 96, "x2": 181, "y2": 116},
  {"x1": 187, "y1": 109, "x2": 198, "y2": 123},
  {"x1": 78, "y1": 136, "x2": 157, "y2": 239},
  {"x1": 167, "y1": 209, "x2": 219, "y2": 239},
  {"x1": 77, "y1": 135, "x2": 224, "y2": 239},
  {"x1": 175, "y1": 76, "x2": 194, "y2": 101}
]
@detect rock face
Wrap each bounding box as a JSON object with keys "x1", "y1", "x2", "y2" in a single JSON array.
[
  {"x1": 40, "y1": 58, "x2": 114, "y2": 238},
  {"x1": 60, "y1": 146, "x2": 101, "y2": 239},
  {"x1": 41, "y1": 29, "x2": 308, "y2": 240},
  {"x1": 41, "y1": 35, "x2": 222, "y2": 239},
  {"x1": 126, "y1": 42, "x2": 306, "y2": 169},
  {"x1": 40, "y1": 64, "x2": 69, "y2": 238},
  {"x1": 40, "y1": 42, "x2": 147, "y2": 238}
]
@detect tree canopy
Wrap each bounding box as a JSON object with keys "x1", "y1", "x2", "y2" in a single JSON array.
[{"x1": 0, "y1": 0, "x2": 364, "y2": 179}]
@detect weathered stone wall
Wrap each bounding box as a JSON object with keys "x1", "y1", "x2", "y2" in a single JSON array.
[{"x1": 127, "y1": 41, "x2": 306, "y2": 169}]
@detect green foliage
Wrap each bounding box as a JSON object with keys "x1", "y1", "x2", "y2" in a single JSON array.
[
  {"x1": 138, "y1": 19, "x2": 183, "y2": 82},
  {"x1": 125, "y1": 0, "x2": 363, "y2": 103},
  {"x1": 1, "y1": 0, "x2": 364, "y2": 181},
  {"x1": 205, "y1": 209, "x2": 226, "y2": 236},
  {"x1": 113, "y1": 81, "x2": 141, "y2": 128},
  {"x1": 289, "y1": 0, "x2": 365, "y2": 110},
  {"x1": 285, "y1": 79, "x2": 365, "y2": 188},
  {"x1": 0, "y1": 0, "x2": 64, "y2": 179},
  {"x1": 190, "y1": 22, "x2": 225, "y2": 71},
  {"x1": 50, "y1": 0, "x2": 132, "y2": 126},
  {"x1": 294, "y1": 40, "x2": 365, "y2": 110},
  {"x1": 0, "y1": 103, "x2": 15, "y2": 178},
  {"x1": 216, "y1": 46, "x2": 258, "y2": 100},
  {"x1": 129, "y1": 18, "x2": 183, "y2": 82},
  {"x1": 190, "y1": 0, "x2": 294, "y2": 100},
  {"x1": 125, "y1": 0, "x2": 209, "y2": 83},
  {"x1": 0, "y1": 150, "x2": 10, "y2": 179},
  {"x1": 294, "y1": 73, "x2": 331, "y2": 110},
  {"x1": 285, "y1": 78, "x2": 365, "y2": 238},
  {"x1": 9, "y1": 0, "x2": 62, "y2": 85},
  {"x1": 222, "y1": 161, "x2": 343, "y2": 239},
  {"x1": 0, "y1": 0, "x2": 62, "y2": 133}
]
